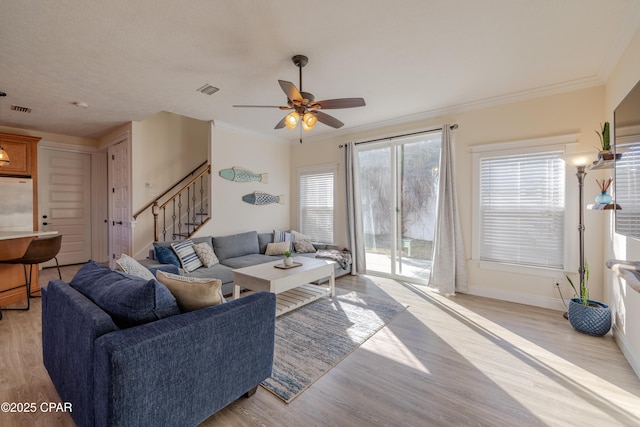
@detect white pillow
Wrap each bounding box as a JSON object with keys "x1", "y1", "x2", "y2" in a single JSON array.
[
  {"x1": 265, "y1": 241, "x2": 292, "y2": 256},
  {"x1": 294, "y1": 239, "x2": 316, "y2": 253},
  {"x1": 115, "y1": 254, "x2": 155, "y2": 280},
  {"x1": 193, "y1": 242, "x2": 219, "y2": 267}
]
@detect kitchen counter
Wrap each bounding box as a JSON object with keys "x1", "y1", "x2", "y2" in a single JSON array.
[{"x1": 0, "y1": 230, "x2": 58, "y2": 241}]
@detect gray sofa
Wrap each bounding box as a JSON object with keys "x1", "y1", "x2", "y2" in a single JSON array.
[{"x1": 142, "y1": 230, "x2": 351, "y2": 295}]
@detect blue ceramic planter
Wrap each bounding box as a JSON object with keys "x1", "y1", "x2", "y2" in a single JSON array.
[{"x1": 568, "y1": 298, "x2": 612, "y2": 336}]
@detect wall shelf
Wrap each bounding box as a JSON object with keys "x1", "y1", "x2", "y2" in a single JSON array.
[
  {"x1": 587, "y1": 203, "x2": 621, "y2": 210},
  {"x1": 588, "y1": 158, "x2": 615, "y2": 170}
]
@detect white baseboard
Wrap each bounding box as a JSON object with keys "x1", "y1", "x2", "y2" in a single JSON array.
[
  {"x1": 613, "y1": 324, "x2": 640, "y2": 379},
  {"x1": 464, "y1": 284, "x2": 566, "y2": 312}
]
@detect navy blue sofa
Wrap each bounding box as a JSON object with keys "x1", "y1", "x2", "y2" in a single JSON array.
[{"x1": 42, "y1": 277, "x2": 276, "y2": 427}]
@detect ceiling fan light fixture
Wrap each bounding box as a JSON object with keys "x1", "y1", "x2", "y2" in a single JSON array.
[
  {"x1": 302, "y1": 112, "x2": 317, "y2": 131},
  {"x1": 285, "y1": 111, "x2": 300, "y2": 130},
  {"x1": 0, "y1": 147, "x2": 9, "y2": 166}
]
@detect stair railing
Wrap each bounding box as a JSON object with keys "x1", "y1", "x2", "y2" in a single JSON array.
[{"x1": 133, "y1": 162, "x2": 211, "y2": 242}]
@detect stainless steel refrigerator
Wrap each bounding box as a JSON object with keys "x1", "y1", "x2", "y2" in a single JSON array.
[{"x1": 0, "y1": 176, "x2": 34, "y2": 231}]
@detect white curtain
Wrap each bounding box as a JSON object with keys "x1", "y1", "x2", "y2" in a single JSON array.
[
  {"x1": 428, "y1": 125, "x2": 467, "y2": 294},
  {"x1": 345, "y1": 142, "x2": 366, "y2": 275}
]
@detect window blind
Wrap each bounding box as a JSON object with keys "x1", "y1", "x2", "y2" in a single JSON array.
[
  {"x1": 299, "y1": 171, "x2": 334, "y2": 244},
  {"x1": 479, "y1": 150, "x2": 565, "y2": 268},
  {"x1": 615, "y1": 144, "x2": 640, "y2": 238}
]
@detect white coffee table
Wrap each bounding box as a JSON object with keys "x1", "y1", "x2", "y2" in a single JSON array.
[{"x1": 232, "y1": 256, "x2": 335, "y2": 316}]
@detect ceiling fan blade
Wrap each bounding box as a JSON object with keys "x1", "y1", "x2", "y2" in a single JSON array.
[
  {"x1": 233, "y1": 104, "x2": 290, "y2": 109},
  {"x1": 278, "y1": 80, "x2": 302, "y2": 103},
  {"x1": 313, "y1": 111, "x2": 344, "y2": 129},
  {"x1": 311, "y1": 98, "x2": 366, "y2": 109},
  {"x1": 274, "y1": 116, "x2": 286, "y2": 129}
]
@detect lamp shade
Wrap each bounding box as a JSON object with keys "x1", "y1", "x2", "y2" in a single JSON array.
[
  {"x1": 562, "y1": 151, "x2": 596, "y2": 167},
  {"x1": 0, "y1": 146, "x2": 9, "y2": 166},
  {"x1": 285, "y1": 111, "x2": 300, "y2": 130},
  {"x1": 302, "y1": 112, "x2": 317, "y2": 131}
]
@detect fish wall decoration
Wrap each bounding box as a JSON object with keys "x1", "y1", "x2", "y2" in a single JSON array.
[
  {"x1": 242, "y1": 192, "x2": 285, "y2": 205},
  {"x1": 219, "y1": 167, "x2": 268, "y2": 183}
]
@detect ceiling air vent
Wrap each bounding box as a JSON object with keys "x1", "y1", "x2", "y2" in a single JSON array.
[
  {"x1": 197, "y1": 84, "x2": 219, "y2": 95},
  {"x1": 11, "y1": 104, "x2": 32, "y2": 113}
]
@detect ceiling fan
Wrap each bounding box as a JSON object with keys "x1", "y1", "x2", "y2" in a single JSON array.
[{"x1": 233, "y1": 55, "x2": 365, "y2": 141}]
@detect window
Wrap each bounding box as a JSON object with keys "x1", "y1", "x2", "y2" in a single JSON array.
[
  {"x1": 476, "y1": 148, "x2": 566, "y2": 269},
  {"x1": 298, "y1": 165, "x2": 336, "y2": 244},
  {"x1": 615, "y1": 144, "x2": 640, "y2": 238}
]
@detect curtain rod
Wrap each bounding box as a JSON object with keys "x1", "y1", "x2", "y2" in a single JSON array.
[{"x1": 338, "y1": 124, "x2": 458, "y2": 148}]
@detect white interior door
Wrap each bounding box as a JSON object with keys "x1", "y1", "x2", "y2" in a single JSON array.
[
  {"x1": 38, "y1": 148, "x2": 92, "y2": 266},
  {"x1": 108, "y1": 136, "x2": 132, "y2": 268}
]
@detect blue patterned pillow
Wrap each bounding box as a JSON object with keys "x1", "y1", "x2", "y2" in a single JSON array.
[
  {"x1": 273, "y1": 229, "x2": 295, "y2": 243},
  {"x1": 171, "y1": 239, "x2": 203, "y2": 273}
]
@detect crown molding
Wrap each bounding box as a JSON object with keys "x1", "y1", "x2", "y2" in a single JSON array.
[{"x1": 302, "y1": 76, "x2": 604, "y2": 144}]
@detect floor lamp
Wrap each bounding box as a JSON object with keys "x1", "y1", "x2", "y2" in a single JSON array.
[{"x1": 563, "y1": 154, "x2": 592, "y2": 319}]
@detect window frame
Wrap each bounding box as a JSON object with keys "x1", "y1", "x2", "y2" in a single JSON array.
[
  {"x1": 471, "y1": 134, "x2": 579, "y2": 277},
  {"x1": 297, "y1": 163, "x2": 337, "y2": 245}
]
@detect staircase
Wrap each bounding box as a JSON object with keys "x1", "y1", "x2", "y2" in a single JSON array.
[{"x1": 134, "y1": 162, "x2": 211, "y2": 242}]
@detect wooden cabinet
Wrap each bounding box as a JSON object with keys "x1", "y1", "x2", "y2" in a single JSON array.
[
  {"x1": 0, "y1": 132, "x2": 40, "y2": 177},
  {"x1": 0, "y1": 133, "x2": 41, "y2": 303}
]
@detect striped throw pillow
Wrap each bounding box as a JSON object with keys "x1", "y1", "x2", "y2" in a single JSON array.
[{"x1": 171, "y1": 239, "x2": 203, "y2": 273}]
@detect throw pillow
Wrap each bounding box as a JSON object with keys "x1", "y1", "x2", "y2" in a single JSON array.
[
  {"x1": 115, "y1": 253, "x2": 155, "y2": 280},
  {"x1": 70, "y1": 260, "x2": 180, "y2": 328},
  {"x1": 265, "y1": 241, "x2": 291, "y2": 256},
  {"x1": 171, "y1": 239, "x2": 203, "y2": 273},
  {"x1": 291, "y1": 230, "x2": 311, "y2": 242},
  {"x1": 294, "y1": 239, "x2": 316, "y2": 253},
  {"x1": 153, "y1": 243, "x2": 181, "y2": 267},
  {"x1": 273, "y1": 229, "x2": 295, "y2": 243},
  {"x1": 156, "y1": 270, "x2": 224, "y2": 312},
  {"x1": 193, "y1": 242, "x2": 219, "y2": 267}
]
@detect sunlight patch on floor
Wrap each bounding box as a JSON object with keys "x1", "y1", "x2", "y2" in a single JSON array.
[{"x1": 408, "y1": 285, "x2": 640, "y2": 423}]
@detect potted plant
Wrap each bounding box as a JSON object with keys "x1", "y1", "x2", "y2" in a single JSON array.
[
  {"x1": 596, "y1": 122, "x2": 614, "y2": 160},
  {"x1": 566, "y1": 262, "x2": 612, "y2": 336},
  {"x1": 283, "y1": 250, "x2": 293, "y2": 266}
]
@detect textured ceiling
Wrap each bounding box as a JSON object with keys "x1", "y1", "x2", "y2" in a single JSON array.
[{"x1": 0, "y1": 0, "x2": 639, "y2": 142}]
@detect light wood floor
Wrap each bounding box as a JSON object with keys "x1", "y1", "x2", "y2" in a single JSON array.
[{"x1": 2, "y1": 266, "x2": 640, "y2": 426}]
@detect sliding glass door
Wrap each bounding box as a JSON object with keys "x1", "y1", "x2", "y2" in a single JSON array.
[{"x1": 357, "y1": 132, "x2": 442, "y2": 283}]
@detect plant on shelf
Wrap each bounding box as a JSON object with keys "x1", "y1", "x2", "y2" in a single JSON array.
[{"x1": 596, "y1": 121, "x2": 611, "y2": 153}]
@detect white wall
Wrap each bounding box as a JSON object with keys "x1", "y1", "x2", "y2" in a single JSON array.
[
  {"x1": 292, "y1": 85, "x2": 606, "y2": 311},
  {"x1": 194, "y1": 123, "x2": 291, "y2": 238},
  {"x1": 130, "y1": 111, "x2": 210, "y2": 256},
  {"x1": 605, "y1": 26, "x2": 640, "y2": 377}
]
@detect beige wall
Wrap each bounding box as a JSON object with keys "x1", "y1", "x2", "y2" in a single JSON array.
[
  {"x1": 194, "y1": 123, "x2": 291, "y2": 238},
  {"x1": 131, "y1": 111, "x2": 210, "y2": 256},
  {"x1": 605, "y1": 26, "x2": 640, "y2": 377},
  {"x1": 292, "y1": 85, "x2": 606, "y2": 312}
]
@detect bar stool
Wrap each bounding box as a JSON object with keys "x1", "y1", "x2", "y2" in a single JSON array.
[{"x1": 0, "y1": 234, "x2": 62, "y2": 319}]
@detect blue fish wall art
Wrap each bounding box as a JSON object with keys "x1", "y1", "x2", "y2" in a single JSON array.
[
  {"x1": 219, "y1": 167, "x2": 268, "y2": 183},
  {"x1": 242, "y1": 192, "x2": 285, "y2": 205}
]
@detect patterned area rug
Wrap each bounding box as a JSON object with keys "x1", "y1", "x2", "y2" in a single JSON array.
[{"x1": 261, "y1": 288, "x2": 407, "y2": 403}]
